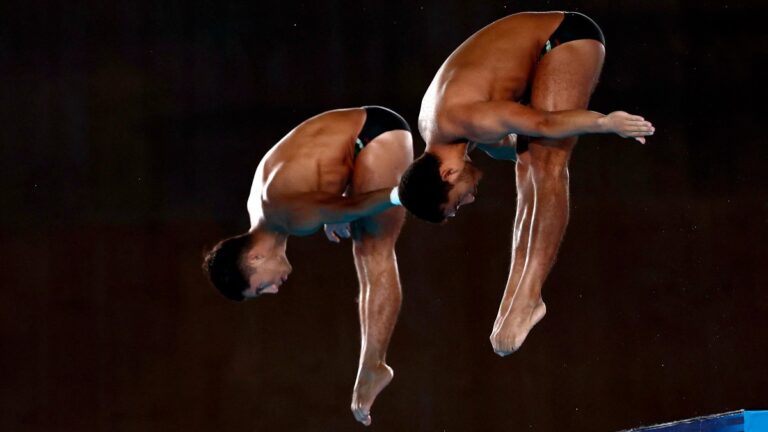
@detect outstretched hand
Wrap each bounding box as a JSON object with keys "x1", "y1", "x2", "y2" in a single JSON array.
[
  {"x1": 601, "y1": 111, "x2": 655, "y2": 144},
  {"x1": 324, "y1": 223, "x2": 351, "y2": 243}
]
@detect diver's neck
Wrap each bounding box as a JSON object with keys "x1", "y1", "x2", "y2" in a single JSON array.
[
  {"x1": 249, "y1": 222, "x2": 289, "y2": 253},
  {"x1": 425, "y1": 142, "x2": 469, "y2": 160}
]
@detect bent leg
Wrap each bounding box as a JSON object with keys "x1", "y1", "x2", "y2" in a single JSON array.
[
  {"x1": 348, "y1": 130, "x2": 412, "y2": 426},
  {"x1": 491, "y1": 39, "x2": 605, "y2": 355}
]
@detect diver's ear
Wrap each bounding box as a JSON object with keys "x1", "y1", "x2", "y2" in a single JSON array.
[
  {"x1": 440, "y1": 165, "x2": 458, "y2": 182},
  {"x1": 244, "y1": 249, "x2": 263, "y2": 261}
]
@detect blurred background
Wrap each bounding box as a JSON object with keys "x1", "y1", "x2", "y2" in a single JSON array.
[{"x1": 1, "y1": 0, "x2": 766, "y2": 430}]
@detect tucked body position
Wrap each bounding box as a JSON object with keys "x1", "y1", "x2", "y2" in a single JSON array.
[
  {"x1": 203, "y1": 106, "x2": 413, "y2": 426},
  {"x1": 398, "y1": 12, "x2": 655, "y2": 355}
]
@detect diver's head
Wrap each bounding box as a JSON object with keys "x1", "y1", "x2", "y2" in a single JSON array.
[
  {"x1": 203, "y1": 231, "x2": 292, "y2": 301},
  {"x1": 399, "y1": 151, "x2": 481, "y2": 223}
]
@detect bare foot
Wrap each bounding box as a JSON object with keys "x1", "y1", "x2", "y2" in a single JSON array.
[
  {"x1": 491, "y1": 287, "x2": 517, "y2": 335},
  {"x1": 492, "y1": 290, "x2": 517, "y2": 334},
  {"x1": 490, "y1": 300, "x2": 546, "y2": 356},
  {"x1": 351, "y1": 363, "x2": 393, "y2": 426}
]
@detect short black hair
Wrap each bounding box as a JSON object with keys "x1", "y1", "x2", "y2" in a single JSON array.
[
  {"x1": 202, "y1": 233, "x2": 253, "y2": 301},
  {"x1": 398, "y1": 152, "x2": 450, "y2": 223}
]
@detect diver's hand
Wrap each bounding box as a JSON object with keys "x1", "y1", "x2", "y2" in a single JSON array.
[
  {"x1": 500, "y1": 133, "x2": 517, "y2": 149},
  {"x1": 324, "y1": 223, "x2": 351, "y2": 243},
  {"x1": 476, "y1": 134, "x2": 518, "y2": 161},
  {"x1": 600, "y1": 111, "x2": 655, "y2": 144}
]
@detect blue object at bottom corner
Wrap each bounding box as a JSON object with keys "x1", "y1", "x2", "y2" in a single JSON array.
[{"x1": 626, "y1": 410, "x2": 768, "y2": 432}]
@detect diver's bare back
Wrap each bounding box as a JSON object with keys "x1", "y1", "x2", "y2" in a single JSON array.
[
  {"x1": 419, "y1": 12, "x2": 563, "y2": 145},
  {"x1": 247, "y1": 108, "x2": 365, "y2": 232}
]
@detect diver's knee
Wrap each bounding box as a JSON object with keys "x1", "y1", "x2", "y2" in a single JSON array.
[
  {"x1": 353, "y1": 240, "x2": 396, "y2": 261},
  {"x1": 529, "y1": 153, "x2": 569, "y2": 181}
]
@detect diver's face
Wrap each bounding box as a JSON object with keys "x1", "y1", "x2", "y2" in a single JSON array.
[
  {"x1": 441, "y1": 161, "x2": 482, "y2": 218},
  {"x1": 241, "y1": 253, "x2": 293, "y2": 299}
]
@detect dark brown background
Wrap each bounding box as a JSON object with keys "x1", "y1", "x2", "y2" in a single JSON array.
[{"x1": 2, "y1": 1, "x2": 767, "y2": 431}]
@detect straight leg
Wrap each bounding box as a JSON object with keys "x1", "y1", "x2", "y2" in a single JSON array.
[
  {"x1": 490, "y1": 39, "x2": 605, "y2": 355},
  {"x1": 348, "y1": 130, "x2": 412, "y2": 425}
]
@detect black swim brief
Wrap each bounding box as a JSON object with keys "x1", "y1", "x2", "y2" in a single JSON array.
[
  {"x1": 355, "y1": 106, "x2": 411, "y2": 157},
  {"x1": 540, "y1": 12, "x2": 605, "y2": 59}
]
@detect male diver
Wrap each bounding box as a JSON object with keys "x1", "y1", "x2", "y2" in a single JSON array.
[
  {"x1": 203, "y1": 106, "x2": 413, "y2": 426},
  {"x1": 398, "y1": 12, "x2": 655, "y2": 356}
]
